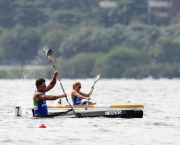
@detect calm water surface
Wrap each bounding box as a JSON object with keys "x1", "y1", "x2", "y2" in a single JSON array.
[{"x1": 0, "y1": 79, "x2": 180, "y2": 145}]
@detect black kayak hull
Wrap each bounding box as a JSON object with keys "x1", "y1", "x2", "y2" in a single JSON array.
[{"x1": 31, "y1": 109, "x2": 143, "y2": 119}]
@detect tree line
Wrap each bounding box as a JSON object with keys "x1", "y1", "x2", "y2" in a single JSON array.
[{"x1": 0, "y1": 0, "x2": 180, "y2": 79}]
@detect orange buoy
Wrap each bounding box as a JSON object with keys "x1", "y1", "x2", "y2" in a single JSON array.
[{"x1": 39, "y1": 124, "x2": 46, "y2": 128}]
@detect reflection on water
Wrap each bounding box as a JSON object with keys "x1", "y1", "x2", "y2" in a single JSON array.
[{"x1": 0, "y1": 79, "x2": 180, "y2": 145}]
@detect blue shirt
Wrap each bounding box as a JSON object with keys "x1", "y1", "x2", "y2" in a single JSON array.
[
  {"x1": 34, "y1": 92, "x2": 48, "y2": 115},
  {"x1": 72, "y1": 93, "x2": 82, "y2": 105}
]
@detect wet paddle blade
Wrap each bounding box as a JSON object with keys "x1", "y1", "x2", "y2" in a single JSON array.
[
  {"x1": 94, "y1": 74, "x2": 101, "y2": 84},
  {"x1": 46, "y1": 49, "x2": 55, "y2": 66},
  {"x1": 85, "y1": 103, "x2": 88, "y2": 110}
]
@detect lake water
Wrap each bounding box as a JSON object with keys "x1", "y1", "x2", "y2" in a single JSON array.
[{"x1": 0, "y1": 78, "x2": 180, "y2": 145}]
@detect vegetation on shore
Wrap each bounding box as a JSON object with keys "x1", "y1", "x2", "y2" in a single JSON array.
[{"x1": 0, "y1": 0, "x2": 180, "y2": 79}]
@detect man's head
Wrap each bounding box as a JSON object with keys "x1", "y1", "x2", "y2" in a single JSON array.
[{"x1": 36, "y1": 78, "x2": 46, "y2": 89}]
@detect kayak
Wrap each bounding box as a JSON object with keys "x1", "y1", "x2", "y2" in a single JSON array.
[
  {"x1": 56, "y1": 102, "x2": 143, "y2": 109},
  {"x1": 26, "y1": 102, "x2": 144, "y2": 110},
  {"x1": 24, "y1": 103, "x2": 144, "y2": 119},
  {"x1": 31, "y1": 109, "x2": 143, "y2": 119}
]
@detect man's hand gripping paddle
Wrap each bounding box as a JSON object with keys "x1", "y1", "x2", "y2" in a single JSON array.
[{"x1": 46, "y1": 49, "x2": 77, "y2": 117}]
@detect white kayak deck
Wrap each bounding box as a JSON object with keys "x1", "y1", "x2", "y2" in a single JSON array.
[{"x1": 26, "y1": 103, "x2": 144, "y2": 111}]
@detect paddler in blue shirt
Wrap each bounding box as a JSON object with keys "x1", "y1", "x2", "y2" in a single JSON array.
[
  {"x1": 71, "y1": 82, "x2": 93, "y2": 105},
  {"x1": 33, "y1": 70, "x2": 67, "y2": 116}
]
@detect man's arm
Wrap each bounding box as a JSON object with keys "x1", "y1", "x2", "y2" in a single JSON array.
[
  {"x1": 34, "y1": 93, "x2": 67, "y2": 101},
  {"x1": 40, "y1": 94, "x2": 67, "y2": 100},
  {"x1": 45, "y1": 70, "x2": 58, "y2": 92}
]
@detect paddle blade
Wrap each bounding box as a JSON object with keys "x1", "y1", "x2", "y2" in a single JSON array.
[
  {"x1": 94, "y1": 74, "x2": 101, "y2": 83},
  {"x1": 85, "y1": 103, "x2": 88, "y2": 110},
  {"x1": 46, "y1": 49, "x2": 55, "y2": 65}
]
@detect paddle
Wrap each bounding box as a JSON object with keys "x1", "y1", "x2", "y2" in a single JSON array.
[
  {"x1": 46, "y1": 49, "x2": 77, "y2": 117},
  {"x1": 85, "y1": 74, "x2": 101, "y2": 110}
]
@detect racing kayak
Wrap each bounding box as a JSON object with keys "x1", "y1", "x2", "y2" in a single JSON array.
[
  {"x1": 31, "y1": 109, "x2": 143, "y2": 119},
  {"x1": 26, "y1": 102, "x2": 144, "y2": 110},
  {"x1": 55, "y1": 102, "x2": 143, "y2": 109},
  {"x1": 24, "y1": 103, "x2": 144, "y2": 119}
]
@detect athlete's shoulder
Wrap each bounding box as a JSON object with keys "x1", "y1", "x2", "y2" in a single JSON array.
[{"x1": 33, "y1": 92, "x2": 44, "y2": 101}]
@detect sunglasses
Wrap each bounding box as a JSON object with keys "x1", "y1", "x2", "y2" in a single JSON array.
[
  {"x1": 77, "y1": 86, "x2": 81, "y2": 89},
  {"x1": 39, "y1": 84, "x2": 46, "y2": 87}
]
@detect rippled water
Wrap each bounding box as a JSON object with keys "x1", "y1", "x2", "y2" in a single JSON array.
[{"x1": 0, "y1": 79, "x2": 180, "y2": 145}]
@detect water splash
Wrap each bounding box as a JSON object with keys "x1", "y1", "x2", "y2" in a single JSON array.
[
  {"x1": 16, "y1": 45, "x2": 51, "y2": 79},
  {"x1": 31, "y1": 45, "x2": 49, "y2": 66},
  {"x1": 14, "y1": 46, "x2": 52, "y2": 107}
]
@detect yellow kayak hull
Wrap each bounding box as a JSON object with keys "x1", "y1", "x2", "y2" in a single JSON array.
[{"x1": 26, "y1": 103, "x2": 144, "y2": 110}]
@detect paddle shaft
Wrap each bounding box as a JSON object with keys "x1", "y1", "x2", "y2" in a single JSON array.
[
  {"x1": 85, "y1": 82, "x2": 96, "y2": 110},
  {"x1": 85, "y1": 74, "x2": 100, "y2": 110},
  {"x1": 89, "y1": 83, "x2": 95, "y2": 97},
  {"x1": 52, "y1": 64, "x2": 76, "y2": 116},
  {"x1": 52, "y1": 65, "x2": 65, "y2": 93}
]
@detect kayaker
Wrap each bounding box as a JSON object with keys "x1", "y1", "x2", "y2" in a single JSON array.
[
  {"x1": 33, "y1": 70, "x2": 67, "y2": 116},
  {"x1": 71, "y1": 82, "x2": 93, "y2": 105}
]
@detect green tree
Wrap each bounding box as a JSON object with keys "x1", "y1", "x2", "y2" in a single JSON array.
[
  {"x1": 0, "y1": 0, "x2": 16, "y2": 28},
  {"x1": 153, "y1": 37, "x2": 180, "y2": 64},
  {"x1": 125, "y1": 23, "x2": 160, "y2": 50},
  {"x1": 48, "y1": 0, "x2": 99, "y2": 10},
  {"x1": 93, "y1": 46, "x2": 150, "y2": 78},
  {"x1": 59, "y1": 25, "x2": 126, "y2": 58},
  {"x1": 56, "y1": 53, "x2": 100, "y2": 78},
  {"x1": 0, "y1": 0, "x2": 49, "y2": 28},
  {"x1": 53, "y1": 10, "x2": 82, "y2": 27},
  {"x1": 160, "y1": 24, "x2": 180, "y2": 42},
  {"x1": 98, "y1": 0, "x2": 148, "y2": 27},
  {"x1": 15, "y1": 5, "x2": 48, "y2": 27},
  {"x1": 41, "y1": 30, "x2": 68, "y2": 56},
  {"x1": 2, "y1": 25, "x2": 40, "y2": 66}
]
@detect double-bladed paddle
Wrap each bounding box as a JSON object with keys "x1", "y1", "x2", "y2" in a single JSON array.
[
  {"x1": 46, "y1": 49, "x2": 77, "y2": 117},
  {"x1": 85, "y1": 74, "x2": 101, "y2": 110}
]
